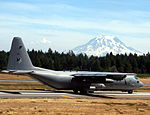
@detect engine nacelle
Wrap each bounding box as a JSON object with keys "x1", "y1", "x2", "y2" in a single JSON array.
[
  {"x1": 95, "y1": 83, "x2": 106, "y2": 89},
  {"x1": 90, "y1": 83, "x2": 106, "y2": 90}
]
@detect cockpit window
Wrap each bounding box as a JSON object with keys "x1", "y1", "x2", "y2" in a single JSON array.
[{"x1": 134, "y1": 75, "x2": 138, "y2": 80}]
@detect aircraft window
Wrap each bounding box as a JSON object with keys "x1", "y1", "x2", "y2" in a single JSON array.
[{"x1": 134, "y1": 75, "x2": 138, "y2": 80}]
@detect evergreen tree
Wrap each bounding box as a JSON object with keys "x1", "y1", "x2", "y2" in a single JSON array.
[{"x1": 0, "y1": 49, "x2": 150, "y2": 73}]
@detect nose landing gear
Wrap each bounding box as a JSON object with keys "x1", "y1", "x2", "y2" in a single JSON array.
[
  {"x1": 128, "y1": 90, "x2": 133, "y2": 94},
  {"x1": 73, "y1": 89, "x2": 78, "y2": 94}
]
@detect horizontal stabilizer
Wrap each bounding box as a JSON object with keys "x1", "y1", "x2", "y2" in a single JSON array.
[{"x1": 1, "y1": 70, "x2": 34, "y2": 74}]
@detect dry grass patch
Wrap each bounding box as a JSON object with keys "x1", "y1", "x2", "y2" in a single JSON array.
[
  {"x1": 0, "y1": 82, "x2": 52, "y2": 90},
  {"x1": 0, "y1": 73, "x2": 33, "y2": 80},
  {"x1": 139, "y1": 78, "x2": 150, "y2": 84},
  {"x1": 0, "y1": 98, "x2": 150, "y2": 115},
  {"x1": 136, "y1": 78, "x2": 150, "y2": 92}
]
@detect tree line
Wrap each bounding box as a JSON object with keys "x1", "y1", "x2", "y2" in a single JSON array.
[{"x1": 0, "y1": 49, "x2": 150, "y2": 73}]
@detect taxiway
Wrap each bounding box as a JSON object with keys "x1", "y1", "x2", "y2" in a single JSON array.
[{"x1": 0, "y1": 90, "x2": 150, "y2": 99}]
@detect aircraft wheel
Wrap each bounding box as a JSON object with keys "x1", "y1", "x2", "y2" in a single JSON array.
[
  {"x1": 89, "y1": 90, "x2": 94, "y2": 93},
  {"x1": 128, "y1": 90, "x2": 133, "y2": 94},
  {"x1": 80, "y1": 89, "x2": 88, "y2": 95},
  {"x1": 73, "y1": 89, "x2": 78, "y2": 94}
]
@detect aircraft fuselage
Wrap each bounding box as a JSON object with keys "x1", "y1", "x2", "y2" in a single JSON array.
[{"x1": 27, "y1": 68, "x2": 143, "y2": 93}]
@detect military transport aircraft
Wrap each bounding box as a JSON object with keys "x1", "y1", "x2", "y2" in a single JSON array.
[{"x1": 2, "y1": 37, "x2": 144, "y2": 94}]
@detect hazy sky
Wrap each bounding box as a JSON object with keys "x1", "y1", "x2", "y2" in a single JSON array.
[{"x1": 0, "y1": 0, "x2": 150, "y2": 53}]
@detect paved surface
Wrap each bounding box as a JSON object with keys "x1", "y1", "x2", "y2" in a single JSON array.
[
  {"x1": 0, "y1": 90, "x2": 150, "y2": 99},
  {"x1": 145, "y1": 84, "x2": 150, "y2": 86}
]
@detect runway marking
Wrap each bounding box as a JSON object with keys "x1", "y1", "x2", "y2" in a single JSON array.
[{"x1": 60, "y1": 95, "x2": 76, "y2": 99}]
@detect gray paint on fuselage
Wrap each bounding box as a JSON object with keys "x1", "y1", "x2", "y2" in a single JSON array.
[
  {"x1": 99, "y1": 77, "x2": 143, "y2": 91},
  {"x1": 27, "y1": 67, "x2": 143, "y2": 91},
  {"x1": 28, "y1": 71, "x2": 73, "y2": 89}
]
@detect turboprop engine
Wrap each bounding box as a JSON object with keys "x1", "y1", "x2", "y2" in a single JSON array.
[{"x1": 90, "y1": 83, "x2": 106, "y2": 90}]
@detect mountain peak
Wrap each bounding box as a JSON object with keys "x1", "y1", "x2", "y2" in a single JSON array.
[
  {"x1": 72, "y1": 34, "x2": 142, "y2": 56},
  {"x1": 95, "y1": 34, "x2": 104, "y2": 39}
]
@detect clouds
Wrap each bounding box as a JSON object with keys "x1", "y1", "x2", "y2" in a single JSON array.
[
  {"x1": 1, "y1": 13, "x2": 150, "y2": 35},
  {"x1": 41, "y1": 38, "x2": 51, "y2": 44},
  {"x1": 0, "y1": 0, "x2": 150, "y2": 53},
  {"x1": 0, "y1": 1, "x2": 39, "y2": 17}
]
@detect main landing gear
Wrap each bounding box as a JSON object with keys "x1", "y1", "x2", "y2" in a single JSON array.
[
  {"x1": 73, "y1": 89, "x2": 78, "y2": 94},
  {"x1": 128, "y1": 90, "x2": 133, "y2": 94},
  {"x1": 73, "y1": 89, "x2": 89, "y2": 95},
  {"x1": 80, "y1": 89, "x2": 88, "y2": 95}
]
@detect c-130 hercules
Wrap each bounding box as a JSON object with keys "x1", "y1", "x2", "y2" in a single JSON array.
[{"x1": 3, "y1": 37, "x2": 144, "y2": 94}]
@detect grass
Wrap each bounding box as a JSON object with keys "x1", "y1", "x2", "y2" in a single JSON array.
[
  {"x1": 137, "y1": 74, "x2": 150, "y2": 78},
  {"x1": 0, "y1": 98, "x2": 149, "y2": 115},
  {"x1": 0, "y1": 73, "x2": 33, "y2": 80},
  {"x1": 137, "y1": 88, "x2": 150, "y2": 91},
  {"x1": 90, "y1": 101, "x2": 148, "y2": 107},
  {"x1": 138, "y1": 102, "x2": 148, "y2": 107},
  {"x1": 102, "y1": 102, "x2": 148, "y2": 107},
  {"x1": 0, "y1": 82, "x2": 53, "y2": 90},
  {"x1": 114, "y1": 108, "x2": 124, "y2": 114},
  {"x1": 104, "y1": 102, "x2": 136, "y2": 106},
  {"x1": 90, "y1": 102, "x2": 137, "y2": 106}
]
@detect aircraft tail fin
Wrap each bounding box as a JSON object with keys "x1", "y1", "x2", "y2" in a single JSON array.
[{"x1": 7, "y1": 37, "x2": 34, "y2": 70}]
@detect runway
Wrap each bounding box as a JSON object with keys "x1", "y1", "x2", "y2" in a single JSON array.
[{"x1": 0, "y1": 90, "x2": 150, "y2": 99}]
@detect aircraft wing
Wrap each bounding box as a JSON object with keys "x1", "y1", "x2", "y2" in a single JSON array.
[{"x1": 71, "y1": 72, "x2": 135, "y2": 81}]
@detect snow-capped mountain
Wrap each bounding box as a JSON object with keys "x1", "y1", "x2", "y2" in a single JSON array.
[{"x1": 72, "y1": 34, "x2": 142, "y2": 56}]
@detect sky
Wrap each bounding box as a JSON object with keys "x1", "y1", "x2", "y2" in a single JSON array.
[{"x1": 0, "y1": 0, "x2": 150, "y2": 53}]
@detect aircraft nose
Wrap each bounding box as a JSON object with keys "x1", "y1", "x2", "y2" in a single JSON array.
[{"x1": 139, "y1": 81, "x2": 144, "y2": 87}]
